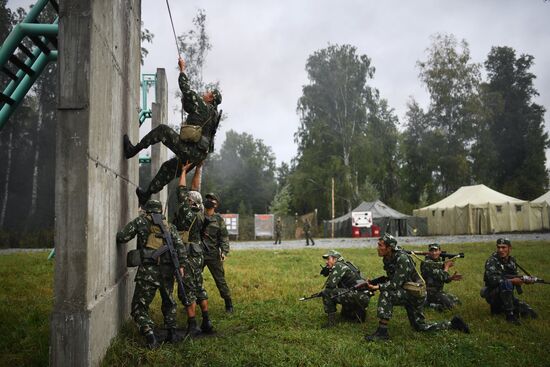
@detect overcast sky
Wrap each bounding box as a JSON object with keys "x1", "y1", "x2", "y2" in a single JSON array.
[{"x1": 9, "y1": 0, "x2": 550, "y2": 166}]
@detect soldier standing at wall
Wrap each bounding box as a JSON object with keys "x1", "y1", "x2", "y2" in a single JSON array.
[
  {"x1": 123, "y1": 57, "x2": 222, "y2": 206},
  {"x1": 481, "y1": 238, "x2": 538, "y2": 324},
  {"x1": 116, "y1": 200, "x2": 185, "y2": 349},
  {"x1": 173, "y1": 162, "x2": 213, "y2": 335},
  {"x1": 365, "y1": 234, "x2": 470, "y2": 341},
  {"x1": 202, "y1": 192, "x2": 234, "y2": 312},
  {"x1": 421, "y1": 243, "x2": 462, "y2": 310}
]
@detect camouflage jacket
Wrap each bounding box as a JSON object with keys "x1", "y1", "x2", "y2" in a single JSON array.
[
  {"x1": 421, "y1": 257, "x2": 451, "y2": 293},
  {"x1": 178, "y1": 72, "x2": 218, "y2": 141},
  {"x1": 116, "y1": 213, "x2": 186, "y2": 264},
  {"x1": 379, "y1": 250, "x2": 420, "y2": 292},
  {"x1": 172, "y1": 186, "x2": 204, "y2": 255},
  {"x1": 484, "y1": 252, "x2": 519, "y2": 289},
  {"x1": 324, "y1": 259, "x2": 362, "y2": 290},
  {"x1": 303, "y1": 222, "x2": 311, "y2": 234},
  {"x1": 275, "y1": 222, "x2": 282, "y2": 233},
  {"x1": 201, "y1": 213, "x2": 230, "y2": 257}
]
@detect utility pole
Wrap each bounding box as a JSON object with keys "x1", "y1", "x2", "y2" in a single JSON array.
[{"x1": 331, "y1": 177, "x2": 335, "y2": 238}]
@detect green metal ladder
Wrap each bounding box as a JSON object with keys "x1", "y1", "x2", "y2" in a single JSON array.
[{"x1": 0, "y1": 0, "x2": 58, "y2": 130}]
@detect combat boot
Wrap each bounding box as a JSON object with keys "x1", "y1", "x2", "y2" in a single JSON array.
[
  {"x1": 186, "y1": 318, "x2": 202, "y2": 337},
  {"x1": 123, "y1": 134, "x2": 141, "y2": 159},
  {"x1": 321, "y1": 312, "x2": 337, "y2": 328},
  {"x1": 165, "y1": 328, "x2": 183, "y2": 343},
  {"x1": 506, "y1": 312, "x2": 521, "y2": 325},
  {"x1": 450, "y1": 316, "x2": 470, "y2": 333},
  {"x1": 145, "y1": 331, "x2": 160, "y2": 349},
  {"x1": 201, "y1": 318, "x2": 214, "y2": 334},
  {"x1": 224, "y1": 298, "x2": 234, "y2": 313},
  {"x1": 365, "y1": 326, "x2": 390, "y2": 342},
  {"x1": 136, "y1": 187, "x2": 151, "y2": 207}
]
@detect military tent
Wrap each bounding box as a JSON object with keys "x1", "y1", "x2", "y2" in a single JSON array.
[
  {"x1": 413, "y1": 184, "x2": 549, "y2": 235},
  {"x1": 324, "y1": 200, "x2": 426, "y2": 237}
]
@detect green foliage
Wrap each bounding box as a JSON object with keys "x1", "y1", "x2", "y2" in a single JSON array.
[
  {"x1": 408, "y1": 34, "x2": 482, "y2": 198},
  {"x1": 202, "y1": 130, "x2": 277, "y2": 214},
  {"x1": 3, "y1": 243, "x2": 550, "y2": 366},
  {"x1": 474, "y1": 46, "x2": 549, "y2": 199},
  {"x1": 140, "y1": 22, "x2": 154, "y2": 65},
  {"x1": 269, "y1": 184, "x2": 292, "y2": 217},
  {"x1": 292, "y1": 44, "x2": 399, "y2": 220}
]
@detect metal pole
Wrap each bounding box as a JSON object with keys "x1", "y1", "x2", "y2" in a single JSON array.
[{"x1": 331, "y1": 177, "x2": 335, "y2": 238}]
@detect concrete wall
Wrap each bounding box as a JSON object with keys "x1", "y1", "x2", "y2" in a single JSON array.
[
  {"x1": 52, "y1": 1, "x2": 141, "y2": 366},
  {"x1": 150, "y1": 68, "x2": 168, "y2": 206}
]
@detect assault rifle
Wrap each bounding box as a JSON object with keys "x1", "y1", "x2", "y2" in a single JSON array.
[
  {"x1": 299, "y1": 292, "x2": 323, "y2": 301},
  {"x1": 505, "y1": 274, "x2": 550, "y2": 285},
  {"x1": 150, "y1": 213, "x2": 188, "y2": 305},
  {"x1": 405, "y1": 250, "x2": 465, "y2": 261}
]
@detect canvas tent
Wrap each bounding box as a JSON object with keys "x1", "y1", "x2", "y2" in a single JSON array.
[
  {"x1": 413, "y1": 184, "x2": 550, "y2": 235},
  {"x1": 325, "y1": 200, "x2": 426, "y2": 237},
  {"x1": 532, "y1": 191, "x2": 550, "y2": 204}
]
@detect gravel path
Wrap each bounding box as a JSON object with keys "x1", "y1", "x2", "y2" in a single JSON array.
[{"x1": 2, "y1": 232, "x2": 549, "y2": 255}]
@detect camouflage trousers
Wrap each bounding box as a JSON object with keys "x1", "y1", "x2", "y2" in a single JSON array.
[
  {"x1": 178, "y1": 252, "x2": 208, "y2": 305},
  {"x1": 322, "y1": 288, "x2": 371, "y2": 316},
  {"x1": 305, "y1": 232, "x2": 315, "y2": 246},
  {"x1": 377, "y1": 288, "x2": 451, "y2": 332},
  {"x1": 426, "y1": 290, "x2": 461, "y2": 310},
  {"x1": 131, "y1": 264, "x2": 178, "y2": 335},
  {"x1": 485, "y1": 285, "x2": 534, "y2": 315},
  {"x1": 138, "y1": 125, "x2": 208, "y2": 194},
  {"x1": 274, "y1": 231, "x2": 281, "y2": 244},
  {"x1": 203, "y1": 254, "x2": 231, "y2": 300}
]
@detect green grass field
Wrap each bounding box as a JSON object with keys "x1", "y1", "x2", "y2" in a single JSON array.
[{"x1": 1, "y1": 242, "x2": 550, "y2": 367}]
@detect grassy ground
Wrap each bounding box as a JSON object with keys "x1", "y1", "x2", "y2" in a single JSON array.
[{"x1": 1, "y1": 242, "x2": 550, "y2": 367}]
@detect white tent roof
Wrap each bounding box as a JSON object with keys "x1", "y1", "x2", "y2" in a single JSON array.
[
  {"x1": 418, "y1": 184, "x2": 525, "y2": 210},
  {"x1": 329, "y1": 200, "x2": 409, "y2": 224},
  {"x1": 532, "y1": 191, "x2": 550, "y2": 204}
]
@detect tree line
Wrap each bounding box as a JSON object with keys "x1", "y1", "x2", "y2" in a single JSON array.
[{"x1": 0, "y1": 4, "x2": 547, "y2": 245}]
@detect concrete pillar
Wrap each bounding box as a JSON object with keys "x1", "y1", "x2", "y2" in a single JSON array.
[
  {"x1": 52, "y1": 1, "x2": 141, "y2": 366},
  {"x1": 150, "y1": 68, "x2": 168, "y2": 206}
]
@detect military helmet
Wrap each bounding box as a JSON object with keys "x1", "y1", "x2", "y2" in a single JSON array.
[
  {"x1": 496, "y1": 238, "x2": 511, "y2": 246},
  {"x1": 322, "y1": 250, "x2": 341, "y2": 259},
  {"x1": 379, "y1": 233, "x2": 398, "y2": 249},
  {"x1": 144, "y1": 199, "x2": 162, "y2": 214},
  {"x1": 211, "y1": 89, "x2": 222, "y2": 106},
  {"x1": 205, "y1": 192, "x2": 220, "y2": 203}
]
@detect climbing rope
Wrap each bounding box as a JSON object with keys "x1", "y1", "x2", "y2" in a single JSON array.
[{"x1": 165, "y1": 0, "x2": 182, "y2": 58}]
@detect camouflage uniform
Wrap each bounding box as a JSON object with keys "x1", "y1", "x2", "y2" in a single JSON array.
[
  {"x1": 482, "y1": 252, "x2": 535, "y2": 316},
  {"x1": 322, "y1": 258, "x2": 370, "y2": 319},
  {"x1": 304, "y1": 221, "x2": 315, "y2": 246},
  {"x1": 202, "y1": 213, "x2": 231, "y2": 300},
  {"x1": 134, "y1": 72, "x2": 220, "y2": 197},
  {"x1": 274, "y1": 220, "x2": 282, "y2": 244},
  {"x1": 377, "y1": 250, "x2": 451, "y2": 331},
  {"x1": 116, "y1": 212, "x2": 186, "y2": 336},
  {"x1": 421, "y1": 257, "x2": 461, "y2": 310},
  {"x1": 173, "y1": 186, "x2": 208, "y2": 305}
]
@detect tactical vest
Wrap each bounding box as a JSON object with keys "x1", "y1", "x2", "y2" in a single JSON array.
[{"x1": 145, "y1": 215, "x2": 170, "y2": 250}]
